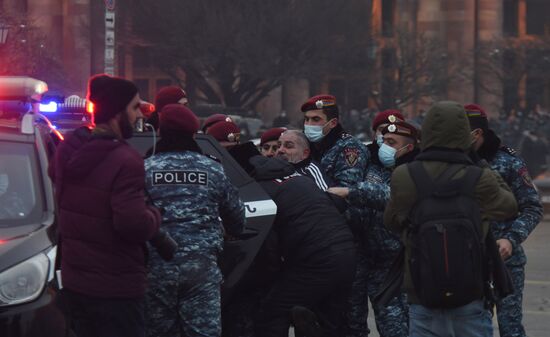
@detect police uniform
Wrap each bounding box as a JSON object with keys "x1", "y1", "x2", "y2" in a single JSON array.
[
  {"x1": 344, "y1": 149, "x2": 408, "y2": 337},
  {"x1": 343, "y1": 121, "x2": 418, "y2": 337},
  {"x1": 311, "y1": 125, "x2": 368, "y2": 188},
  {"x1": 466, "y1": 104, "x2": 543, "y2": 337},
  {"x1": 489, "y1": 146, "x2": 543, "y2": 337},
  {"x1": 144, "y1": 150, "x2": 245, "y2": 337}
]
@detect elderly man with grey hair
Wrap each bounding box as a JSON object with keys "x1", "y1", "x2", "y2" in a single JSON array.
[{"x1": 276, "y1": 129, "x2": 332, "y2": 191}]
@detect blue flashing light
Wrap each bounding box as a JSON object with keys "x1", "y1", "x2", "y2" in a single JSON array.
[{"x1": 39, "y1": 102, "x2": 58, "y2": 113}]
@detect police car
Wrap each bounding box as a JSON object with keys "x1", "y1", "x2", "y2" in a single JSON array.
[
  {"x1": 0, "y1": 77, "x2": 68, "y2": 336},
  {"x1": 129, "y1": 128, "x2": 277, "y2": 303}
]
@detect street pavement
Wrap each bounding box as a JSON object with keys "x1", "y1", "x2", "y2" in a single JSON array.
[{"x1": 289, "y1": 218, "x2": 550, "y2": 337}]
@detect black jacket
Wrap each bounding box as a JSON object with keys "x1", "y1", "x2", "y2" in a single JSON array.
[{"x1": 250, "y1": 156, "x2": 354, "y2": 263}]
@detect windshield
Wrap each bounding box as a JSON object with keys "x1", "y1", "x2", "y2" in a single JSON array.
[{"x1": 0, "y1": 141, "x2": 44, "y2": 225}]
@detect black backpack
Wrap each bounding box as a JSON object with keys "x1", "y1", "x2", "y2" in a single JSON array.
[{"x1": 407, "y1": 161, "x2": 485, "y2": 308}]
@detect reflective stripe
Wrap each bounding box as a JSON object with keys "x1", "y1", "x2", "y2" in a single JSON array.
[
  {"x1": 244, "y1": 199, "x2": 277, "y2": 218},
  {"x1": 306, "y1": 163, "x2": 328, "y2": 191}
]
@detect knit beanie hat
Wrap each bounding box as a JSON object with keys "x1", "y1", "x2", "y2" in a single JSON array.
[
  {"x1": 159, "y1": 104, "x2": 200, "y2": 135},
  {"x1": 155, "y1": 86, "x2": 187, "y2": 113},
  {"x1": 87, "y1": 74, "x2": 138, "y2": 124}
]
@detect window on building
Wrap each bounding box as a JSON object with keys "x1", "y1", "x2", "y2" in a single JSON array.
[
  {"x1": 134, "y1": 78, "x2": 150, "y2": 101},
  {"x1": 381, "y1": 0, "x2": 395, "y2": 37},
  {"x1": 526, "y1": 76, "x2": 544, "y2": 110},
  {"x1": 503, "y1": 0, "x2": 519, "y2": 36},
  {"x1": 381, "y1": 48, "x2": 396, "y2": 69},
  {"x1": 328, "y1": 79, "x2": 347, "y2": 105},
  {"x1": 526, "y1": 0, "x2": 550, "y2": 35},
  {"x1": 132, "y1": 47, "x2": 152, "y2": 70},
  {"x1": 347, "y1": 79, "x2": 370, "y2": 110},
  {"x1": 156, "y1": 79, "x2": 173, "y2": 92}
]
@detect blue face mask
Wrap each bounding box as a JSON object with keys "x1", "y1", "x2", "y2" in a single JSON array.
[
  {"x1": 304, "y1": 124, "x2": 326, "y2": 142},
  {"x1": 378, "y1": 143, "x2": 397, "y2": 168},
  {"x1": 376, "y1": 134, "x2": 384, "y2": 147}
]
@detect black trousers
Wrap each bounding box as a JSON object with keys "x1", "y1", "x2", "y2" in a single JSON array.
[
  {"x1": 255, "y1": 246, "x2": 356, "y2": 337},
  {"x1": 58, "y1": 289, "x2": 145, "y2": 337}
]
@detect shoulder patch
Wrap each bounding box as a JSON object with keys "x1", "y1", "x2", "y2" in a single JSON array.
[
  {"x1": 152, "y1": 170, "x2": 208, "y2": 186},
  {"x1": 344, "y1": 147, "x2": 360, "y2": 167},
  {"x1": 518, "y1": 167, "x2": 534, "y2": 187},
  {"x1": 500, "y1": 146, "x2": 516, "y2": 156}
]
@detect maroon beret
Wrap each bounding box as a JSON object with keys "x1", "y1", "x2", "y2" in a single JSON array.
[
  {"x1": 300, "y1": 94, "x2": 337, "y2": 112},
  {"x1": 154, "y1": 86, "x2": 187, "y2": 113},
  {"x1": 372, "y1": 110, "x2": 405, "y2": 131},
  {"x1": 382, "y1": 121, "x2": 419, "y2": 140},
  {"x1": 260, "y1": 127, "x2": 287, "y2": 145},
  {"x1": 464, "y1": 104, "x2": 487, "y2": 119},
  {"x1": 202, "y1": 114, "x2": 233, "y2": 132},
  {"x1": 207, "y1": 120, "x2": 241, "y2": 142},
  {"x1": 159, "y1": 104, "x2": 199, "y2": 135},
  {"x1": 464, "y1": 103, "x2": 489, "y2": 130}
]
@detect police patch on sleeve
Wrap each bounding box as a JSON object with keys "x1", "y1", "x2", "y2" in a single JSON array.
[
  {"x1": 518, "y1": 167, "x2": 534, "y2": 187},
  {"x1": 344, "y1": 147, "x2": 359, "y2": 167},
  {"x1": 152, "y1": 170, "x2": 208, "y2": 185}
]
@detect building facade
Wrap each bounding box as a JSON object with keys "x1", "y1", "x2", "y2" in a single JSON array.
[{"x1": 1, "y1": 0, "x2": 548, "y2": 120}]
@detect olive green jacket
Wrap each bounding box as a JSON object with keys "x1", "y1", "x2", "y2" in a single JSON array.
[{"x1": 383, "y1": 101, "x2": 518, "y2": 303}]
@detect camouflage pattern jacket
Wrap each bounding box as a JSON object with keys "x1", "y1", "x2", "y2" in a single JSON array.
[
  {"x1": 311, "y1": 124, "x2": 368, "y2": 188},
  {"x1": 144, "y1": 150, "x2": 245, "y2": 259},
  {"x1": 478, "y1": 130, "x2": 543, "y2": 266}
]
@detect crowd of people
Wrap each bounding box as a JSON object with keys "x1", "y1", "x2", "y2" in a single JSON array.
[{"x1": 49, "y1": 74, "x2": 543, "y2": 337}]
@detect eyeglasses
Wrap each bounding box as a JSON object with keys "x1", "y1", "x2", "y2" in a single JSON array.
[{"x1": 262, "y1": 144, "x2": 279, "y2": 152}]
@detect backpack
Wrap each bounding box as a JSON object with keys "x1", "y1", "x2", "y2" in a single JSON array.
[{"x1": 407, "y1": 161, "x2": 485, "y2": 308}]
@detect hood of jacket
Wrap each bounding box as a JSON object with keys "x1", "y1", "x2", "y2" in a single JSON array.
[
  {"x1": 420, "y1": 101, "x2": 472, "y2": 152},
  {"x1": 62, "y1": 128, "x2": 124, "y2": 179},
  {"x1": 249, "y1": 155, "x2": 296, "y2": 180}
]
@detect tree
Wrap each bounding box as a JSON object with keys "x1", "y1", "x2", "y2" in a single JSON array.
[
  {"x1": 0, "y1": 14, "x2": 67, "y2": 90},
  {"x1": 474, "y1": 37, "x2": 550, "y2": 112},
  {"x1": 370, "y1": 28, "x2": 452, "y2": 111},
  {"x1": 129, "y1": 0, "x2": 373, "y2": 109}
]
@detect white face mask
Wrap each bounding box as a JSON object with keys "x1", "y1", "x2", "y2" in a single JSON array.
[{"x1": 0, "y1": 174, "x2": 8, "y2": 196}]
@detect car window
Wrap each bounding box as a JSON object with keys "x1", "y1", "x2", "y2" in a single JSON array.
[{"x1": 0, "y1": 142, "x2": 44, "y2": 225}]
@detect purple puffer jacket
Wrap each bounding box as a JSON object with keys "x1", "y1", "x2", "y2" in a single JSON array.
[{"x1": 49, "y1": 128, "x2": 161, "y2": 298}]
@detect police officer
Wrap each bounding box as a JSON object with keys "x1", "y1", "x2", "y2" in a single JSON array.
[
  {"x1": 466, "y1": 104, "x2": 543, "y2": 337},
  {"x1": 260, "y1": 127, "x2": 287, "y2": 158},
  {"x1": 144, "y1": 104, "x2": 245, "y2": 337},
  {"x1": 329, "y1": 117, "x2": 418, "y2": 337},
  {"x1": 301, "y1": 94, "x2": 368, "y2": 187},
  {"x1": 146, "y1": 86, "x2": 188, "y2": 130}
]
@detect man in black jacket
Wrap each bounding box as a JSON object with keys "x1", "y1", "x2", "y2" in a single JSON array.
[
  {"x1": 276, "y1": 129, "x2": 332, "y2": 190},
  {"x1": 249, "y1": 156, "x2": 356, "y2": 337}
]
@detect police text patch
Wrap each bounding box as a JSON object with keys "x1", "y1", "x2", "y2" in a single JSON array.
[{"x1": 152, "y1": 170, "x2": 208, "y2": 185}]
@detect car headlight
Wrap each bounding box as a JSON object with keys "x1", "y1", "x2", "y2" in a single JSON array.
[{"x1": 0, "y1": 252, "x2": 49, "y2": 306}]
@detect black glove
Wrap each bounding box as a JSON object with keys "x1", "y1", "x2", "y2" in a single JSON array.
[{"x1": 149, "y1": 230, "x2": 178, "y2": 261}]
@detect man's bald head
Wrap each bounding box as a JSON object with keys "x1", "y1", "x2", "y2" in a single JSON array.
[{"x1": 276, "y1": 130, "x2": 311, "y2": 163}]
